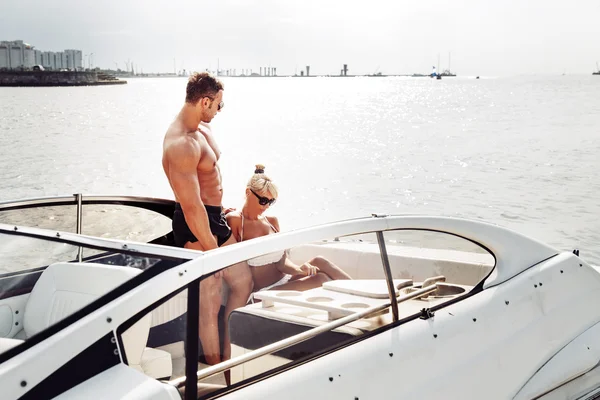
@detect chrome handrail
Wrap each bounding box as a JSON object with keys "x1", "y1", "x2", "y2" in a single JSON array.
[
  {"x1": 168, "y1": 283, "x2": 438, "y2": 387},
  {"x1": 76, "y1": 193, "x2": 83, "y2": 262},
  {"x1": 0, "y1": 194, "x2": 175, "y2": 210},
  {"x1": 0, "y1": 195, "x2": 77, "y2": 209},
  {"x1": 377, "y1": 231, "x2": 399, "y2": 321}
]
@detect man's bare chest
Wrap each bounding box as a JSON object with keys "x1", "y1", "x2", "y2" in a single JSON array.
[{"x1": 196, "y1": 130, "x2": 221, "y2": 171}]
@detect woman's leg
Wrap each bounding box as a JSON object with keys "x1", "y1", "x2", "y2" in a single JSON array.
[
  {"x1": 305, "y1": 256, "x2": 352, "y2": 280},
  {"x1": 269, "y1": 272, "x2": 331, "y2": 291}
]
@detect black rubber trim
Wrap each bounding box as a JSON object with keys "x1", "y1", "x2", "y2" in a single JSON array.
[
  {"x1": 0, "y1": 266, "x2": 46, "y2": 280},
  {"x1": 185, "y1": 278, "x2": 200, "y2": 400},
  {"x1": 0, "y1": 270, "x2": 43, "y2": 300},
  {"x1": 147, "y1": 314, "x2": 186, "y2": 348},
  {"x1": 0, "y1": 258, "x2": 186, "y2": 365},
  {"x1": 18, "y1": 332, "x2": 119, "y2": 400}
]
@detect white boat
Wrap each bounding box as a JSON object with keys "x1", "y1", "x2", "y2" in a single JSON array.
[{"x1": 1, "y1": 194, "x2": 599, "y2": 400}]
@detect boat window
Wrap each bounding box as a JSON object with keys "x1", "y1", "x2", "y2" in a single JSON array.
[
  {"x1": 381, "y1": 229, "x2": 495, "y2": 286},
  {"x1": 0, "y1": 231, "x2": 79, "y2": 276},
  {"x1": 81, "y1": 204, "x2": 172, "y2": 244},
  {"x1": 0, "y1": 205, "x2": 77, "y2": 233},
  {"x1": 129, "y1": 229, "x2": 494, "y2": 398},
  {"x1": 204, "y1": 231, "x2": 392, "y2": 392},
  {"x1": 191, "y1": 230, "x2": 492, "y2": 396}
]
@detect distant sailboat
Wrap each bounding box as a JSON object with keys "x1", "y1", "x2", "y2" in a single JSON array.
[
  {"x1": 440, "y1": 52, "x2": 456, "y2": 77},
  {"x1": 594, "y1": 62, "x2": 600, "y2": 75}
]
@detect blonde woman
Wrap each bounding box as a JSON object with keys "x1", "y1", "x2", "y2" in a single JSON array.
[{"x1": 226, "y1": 165, "x2": 351, "y2": 292}]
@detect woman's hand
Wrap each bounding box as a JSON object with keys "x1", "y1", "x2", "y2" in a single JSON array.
[{"x1": 299, "y1": 262, "x2": 320, "y2": 277}]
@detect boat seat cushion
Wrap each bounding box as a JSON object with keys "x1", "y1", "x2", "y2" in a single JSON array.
[
  {"x1": 121, "y1": 313, "x2": 173, "y2": 379},
  {"x1": 20, "y1": 261, "x2": 172, "y2": 379},
  {"x1": 23, "y1": 262, "x2": 141, "y2": 337},
  {"x1": 139, "y1": 347, "x2": 173, "y2": 380}
]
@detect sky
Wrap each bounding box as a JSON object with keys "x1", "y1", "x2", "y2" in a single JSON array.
[{"x1": 2, "y1": 0, "x2": 600, "y2": 76}]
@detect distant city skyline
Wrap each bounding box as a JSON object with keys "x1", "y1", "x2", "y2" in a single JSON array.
[
  {"x1": 1, "y1": 0, "x2": 599, "y2": 76},
  {"x1": 0, "y1": 40, "x2": 83, "y2": 71}
]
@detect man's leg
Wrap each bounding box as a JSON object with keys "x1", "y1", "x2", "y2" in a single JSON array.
[
  {"x1": 185, "y1": 240, "x2": 223, "y2": 366},
  {"x1": 220, "y1": 234, "x2": 253, "y2": 362},
  {"x1": 198, "y1": 272, "x2": 223, "y2": 365}
]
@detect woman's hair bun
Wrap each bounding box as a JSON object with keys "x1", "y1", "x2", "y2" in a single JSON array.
[{"x1": 254, "y1": 164, "x2": 265, "y2": 174}]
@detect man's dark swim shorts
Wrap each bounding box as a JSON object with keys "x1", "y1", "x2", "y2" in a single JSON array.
[{"x1": 173, "y1": 203, "x2": 233, "y2": 248}]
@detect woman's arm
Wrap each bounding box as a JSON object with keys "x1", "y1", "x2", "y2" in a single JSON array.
[
  {"x1": 275, "y1": 254, "x2": 303, "y2": 276},
  {"x1": 276, "y1": 254, "x2": 319, "y2": 277},
  {"x1": 225, "y1": 211, "x2": 242, "y2": 242}
]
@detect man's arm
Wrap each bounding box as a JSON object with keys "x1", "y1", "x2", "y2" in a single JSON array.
[{"x1": 167, "y1": 139, "x2": 218, "y2": 251}]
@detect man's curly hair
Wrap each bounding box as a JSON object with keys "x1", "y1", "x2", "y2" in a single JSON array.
[{"x1": 185, "y1": 72, "x2": 224, "y2": 104}]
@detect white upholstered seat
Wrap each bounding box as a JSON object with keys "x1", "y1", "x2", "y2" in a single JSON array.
[{"x1": 9, "y1": 262, "x2": 172, "y2": 379}]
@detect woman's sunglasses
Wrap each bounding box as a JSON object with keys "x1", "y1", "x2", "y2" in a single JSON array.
[{"x1": 250, "y1": 189, "x2": 276, "y2": 206}]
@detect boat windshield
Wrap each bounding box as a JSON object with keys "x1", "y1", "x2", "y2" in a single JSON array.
[
  {"x1": 0, "y1": 226, "x2": 192, "y2": 358},
  {"x1": 0, "y1": 197, "x2": 173, "y2": 245}
]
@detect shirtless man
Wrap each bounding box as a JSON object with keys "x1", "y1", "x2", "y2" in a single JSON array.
[{"x1": 162, "y1": 72, "x2": 253, "y2": 368}]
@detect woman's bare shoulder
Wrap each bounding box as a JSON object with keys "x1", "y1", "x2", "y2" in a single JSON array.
[
  {"x1": 226, "y1": 210, "x2": 242, "y2": 224},
  {"x1": 265, "y1": 215, "x2": 280, "y2": 230}
]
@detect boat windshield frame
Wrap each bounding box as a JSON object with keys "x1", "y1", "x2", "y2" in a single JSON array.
[{"x1": 0, "y1": 222, "x2": 200, "y2": 263}]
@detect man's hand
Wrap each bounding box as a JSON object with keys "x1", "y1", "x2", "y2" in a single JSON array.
[
  {"x1": 299, "y1": 262, "x2": 320, "y2": 277},
  {"x1": 223, "y1": 207, "x2": 236, "y2": 215}
]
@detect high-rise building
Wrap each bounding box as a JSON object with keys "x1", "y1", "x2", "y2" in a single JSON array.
[
  {"x1": 0, "y1": 42, "x2": 9, "y2": 69},
  {"x1": 34, "y1": 50, "x2": 42, "y2": 66},
  {"x1": 0, "y1": 40, "x2": 83, "y2": 70},
  {"x1": 42, "y1": 51, "x2": 55, "y2": 69},
  {"x1": 23, "y1": 45, "x2": 35, "y2": 69},
  {"x1": 10, "y1": 42, "x2": 24, "y2": 68},
  {"x1": 65, "y1": 49, "x2": 82, "y2": 70},
  {"x1": 53, "y1": 52, "x2": 68, "y2": 69}
]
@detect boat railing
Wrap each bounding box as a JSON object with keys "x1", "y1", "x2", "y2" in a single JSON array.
[{"x1": 0, "y1": 193, "x2": 175, "y2": 216}]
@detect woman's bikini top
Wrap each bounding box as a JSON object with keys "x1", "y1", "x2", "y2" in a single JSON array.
[{"x1": 241, "y1": 214, "x2": 285, "y2": 267}]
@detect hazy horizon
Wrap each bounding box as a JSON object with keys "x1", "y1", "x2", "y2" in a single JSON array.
[{"x1": 2, "y1": 0, "x2": 600, "y2": 76}]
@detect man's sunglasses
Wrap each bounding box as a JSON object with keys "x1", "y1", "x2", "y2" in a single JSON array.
[
  {"x1": 205, "y1": 96, "x2": 224, "y2": 111},
  {"x1": 250, "y1": 189, "x2": 276, "y2": 206}
]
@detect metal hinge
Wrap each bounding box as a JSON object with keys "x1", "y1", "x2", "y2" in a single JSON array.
[{"x1": 419, "y1": 308, "x2": 435, "y2": 320}]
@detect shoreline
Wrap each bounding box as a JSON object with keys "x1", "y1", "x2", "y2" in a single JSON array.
[{"x1": 0, "y1": 71, "x2": 127, "y2": 87}]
